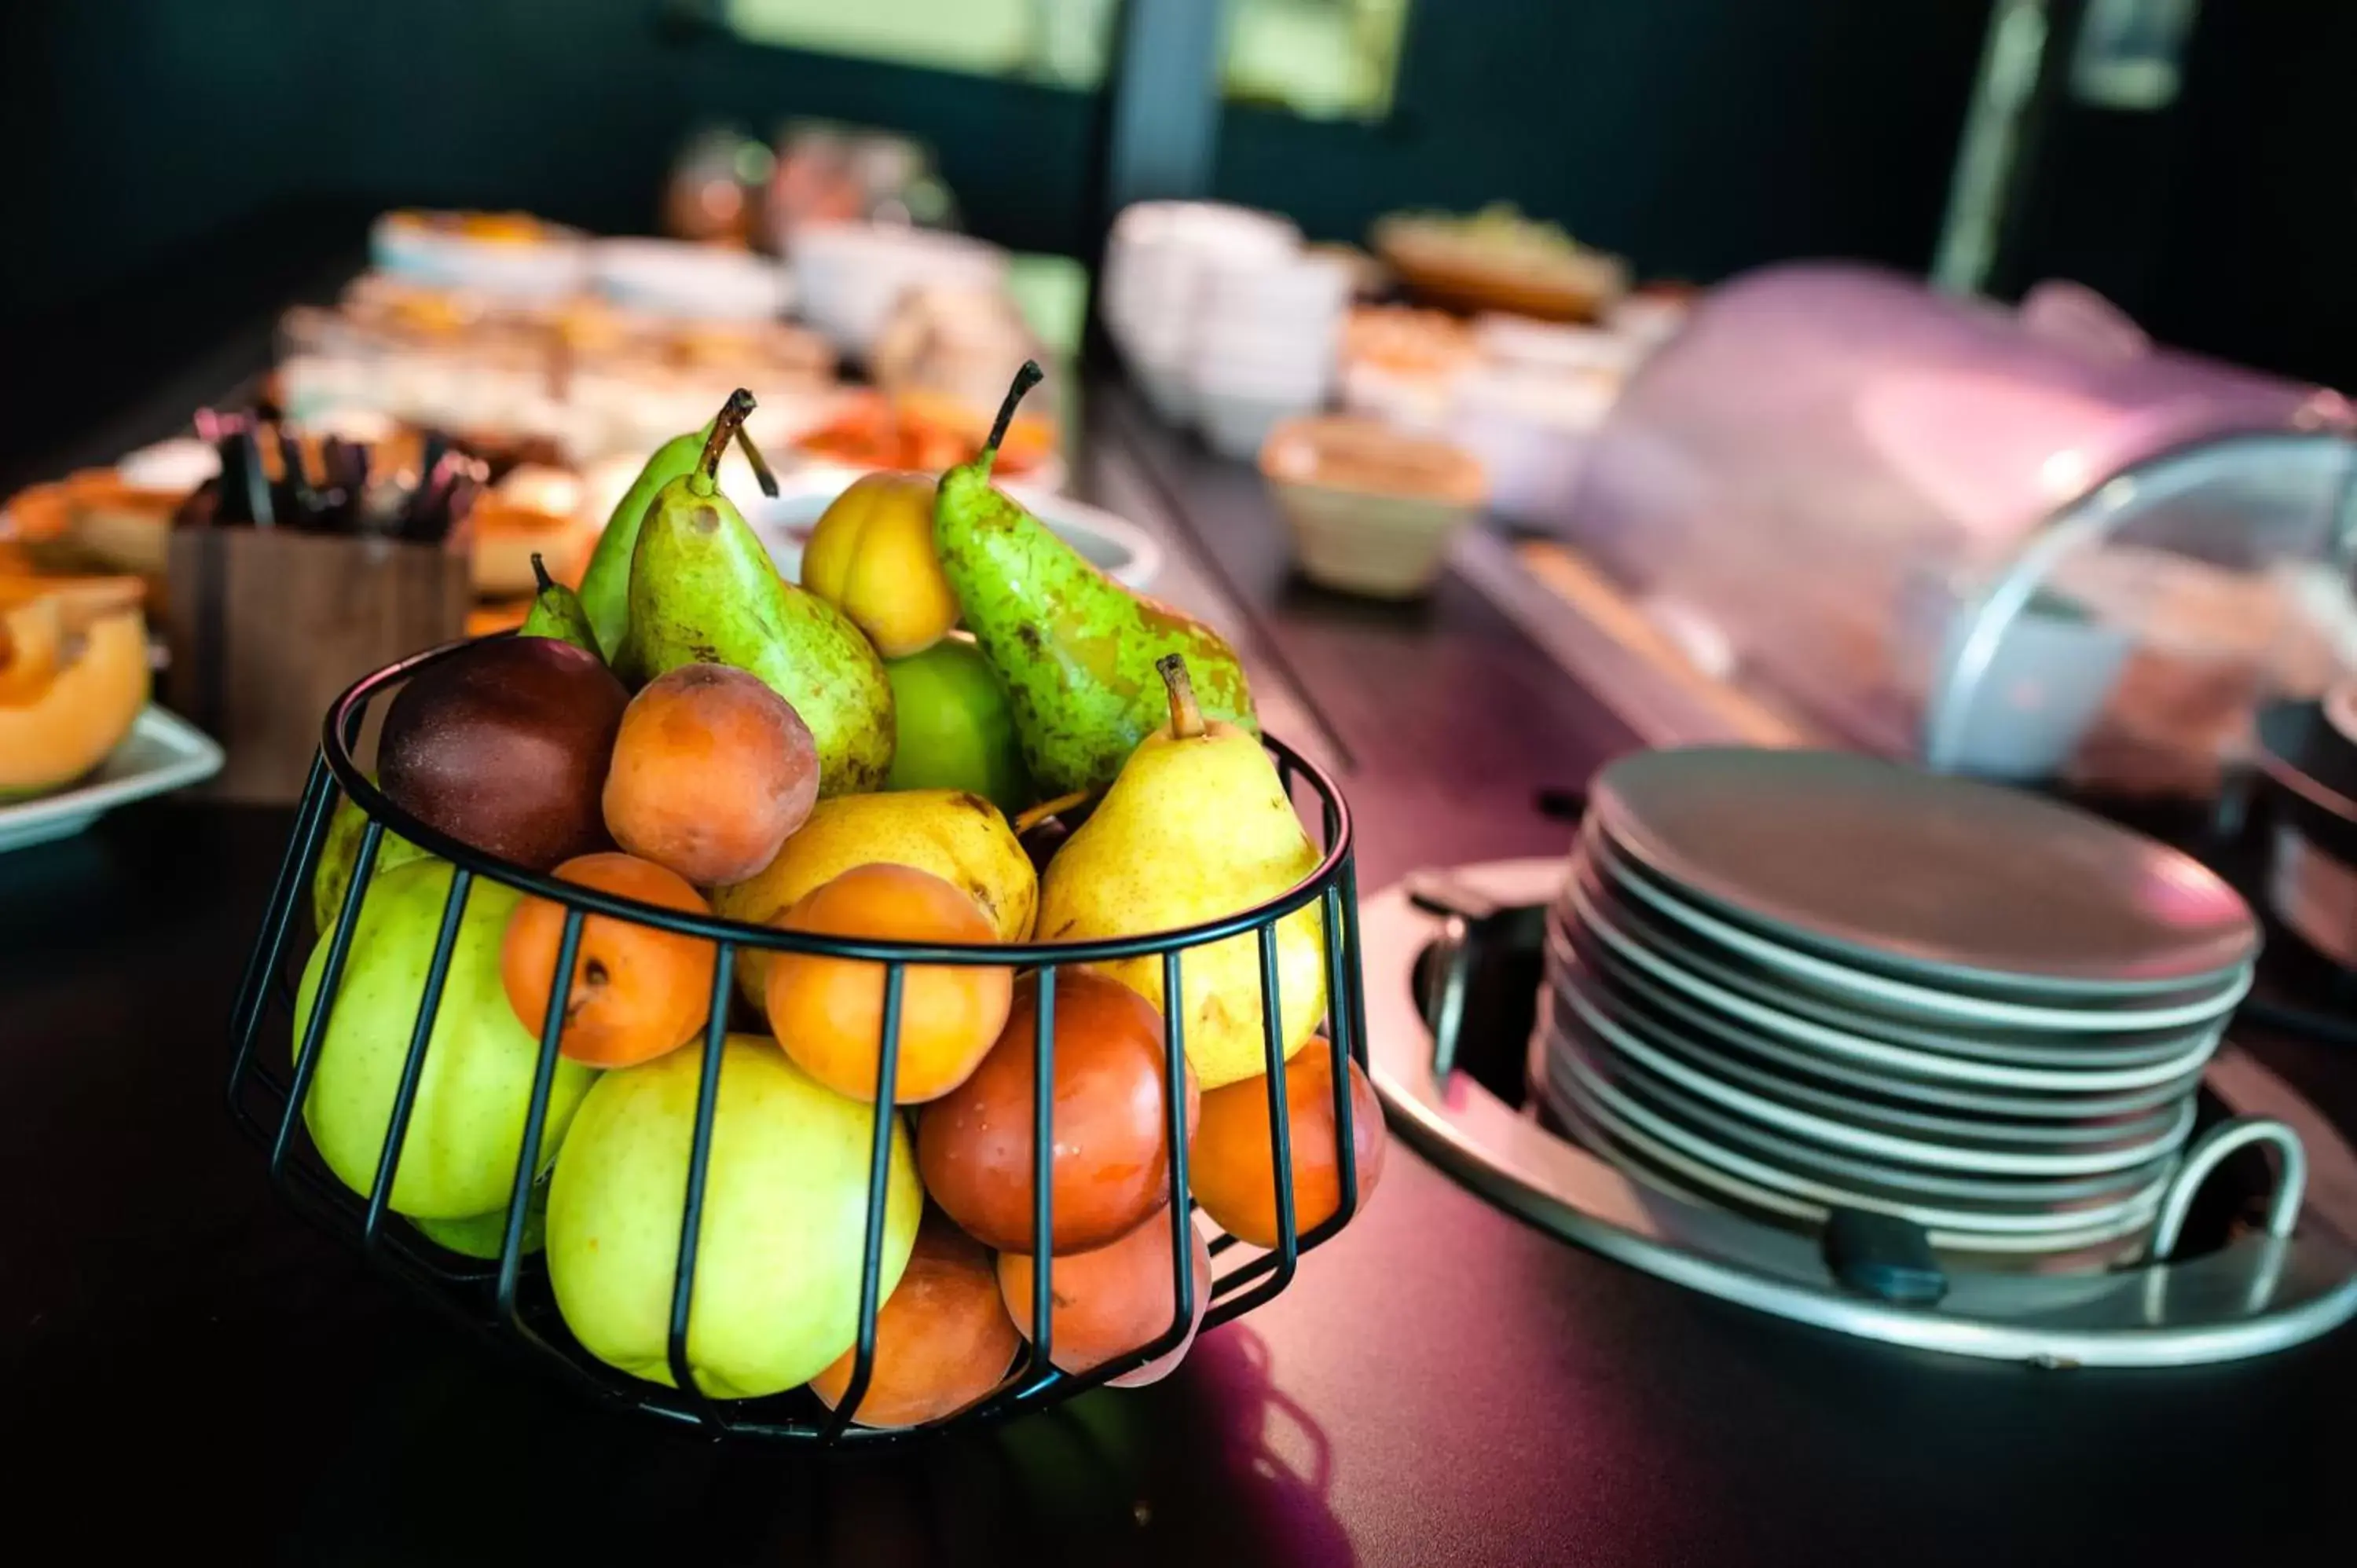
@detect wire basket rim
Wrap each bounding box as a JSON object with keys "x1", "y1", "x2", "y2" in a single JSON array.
[{"x1": 321, "y1": 634, "x2": 1356, "y2": 965}]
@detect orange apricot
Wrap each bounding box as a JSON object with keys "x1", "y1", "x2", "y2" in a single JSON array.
[
  {"x1": 500, "y1": 852, "x2": 717, "y2": 1068},
  {"x1": 996, "y1": 1208, "x2": 1211, "y2": 1383},
  {"x1": 918, "y1": 969, "x2": 1200, "y2": 1255},
  {"x1": 602, "y1": 664, "x2": 818, "y2": 886},
  {"x1": 1189, "y1": 1045, "x2": 1387, "y2": 1248},
  {"x1": 808, "y1": 1213, "x2": 1019, "y2": 1427},
  {"x1": 764, "y1": 863, "x2": 1011, "y2": 1103}
]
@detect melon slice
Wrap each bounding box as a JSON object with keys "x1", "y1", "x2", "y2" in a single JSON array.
[{"x1": 0, "y1": 581, "x2": 151, "y2": 798}]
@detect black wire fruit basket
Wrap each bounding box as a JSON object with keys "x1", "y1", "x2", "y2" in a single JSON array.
[{"x1": 223, "y1": 638, "x2": 1372, "y2": 1447}]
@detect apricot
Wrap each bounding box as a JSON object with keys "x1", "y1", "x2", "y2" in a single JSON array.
[
  {"x1": 800, "y1": 471, "x2": 959, "y2": 658},
  {"x1": 997, "y1": 1208, "x2": 1211, "y2": 1383},
  {"x1": 602, "y1": 664, "x2": 818, "y2": 886},
  {"x1": 808, "y1": 1213, "x2": 1019, "y2": 1427},
  {"x1": 918, "y1": 969, "x2": 1200, "y2": 1254},
  {"x1": 500, "y1": 852, "x2": 717, "y2": 1068},
  {"x1": 765, "y1": 863, "x2": 1011, "y2": 1103},
  {"x1": 1190, "y1": 1045, "x2": 1387, "y2": 1248}
]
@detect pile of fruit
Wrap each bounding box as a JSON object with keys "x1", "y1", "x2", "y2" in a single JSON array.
[{"x1": 292, "y1": 365, "x2": 1385, "y2": 1427}]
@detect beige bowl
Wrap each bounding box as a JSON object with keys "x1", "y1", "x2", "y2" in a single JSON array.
[{"x1": 1259, "y1": 416, "x2": 1484, "y2": 599}]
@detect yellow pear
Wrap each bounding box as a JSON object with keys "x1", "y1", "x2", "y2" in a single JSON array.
[
  {"x1": 1036, "y1": 656, "x2": 1325, "y2": 1089},
  {"x1": 711, "y1": 789, "x2": 1036, "y2": 1006}
]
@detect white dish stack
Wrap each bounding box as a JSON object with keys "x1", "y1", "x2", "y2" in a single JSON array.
[
  {"x1": 1103, "y1": 202, "x2": 1350, "y2": 458},
  {"x1": 1539, "y1": 748, "x2": 2260, "y2": 1260}
]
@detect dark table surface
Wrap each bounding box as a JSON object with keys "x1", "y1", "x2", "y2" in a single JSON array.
[{"x1": 6, "y1": 378, "x2": 2356, "y2": 1565}]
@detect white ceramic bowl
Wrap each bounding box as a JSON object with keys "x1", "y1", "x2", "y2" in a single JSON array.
[
  {"x1": 1197, "y1": 384, "x2": 1323, "y2": 462},
  {"x1": 591, "y1": 239, "x2": 789, "y2": 320},
  {"x1": 1131, "y1": 357, "x2": 1197, "y2": 427},
  {"x1": 791, "y1": 224, "x2": 1007, "y2": 356},
  {"x1": 743, "y1": 471, "x2": 1162, "y2": 590},
  {"x1": 1446, "y1": 366, "x2": 1617, "y2": 526},
  {"x1": 369, "y1": 212, "x2": 588, "y2": 299},
  {"x1": 1260, "y1": 416, "x2": 1486, "y2": 599}
]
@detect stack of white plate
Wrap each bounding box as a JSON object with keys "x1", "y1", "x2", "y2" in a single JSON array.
[
  {"x1": 1538, "y1": 749, "x2": 2260, "y2": 1258},
  {"x1": 1102, "y1": 201, "x2": 1352, "y2": 456}
]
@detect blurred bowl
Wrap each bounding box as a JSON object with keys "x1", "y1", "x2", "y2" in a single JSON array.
[
  {"x1": 1197, "y1": 383, "x2": 1324, "y2": 463},
  {"x1": 1131, "y1": 359, "x2": 1197, "y2": 427},
  {"x1": 746, "y1": 470, "x2": 1158, "y2": 588},
  {"x1": 371, "y1": 211, "x2": 588, "y2": 299},
  {"x1": 591, "y1": 239, "x2": 789, "y2": 320},
  {"x1": 791, "y1": 223, "x2": 1006, "y2": 356},
  {"x1": 1446, "y1": 365, "x2": 1618, "y2": 526},
  {"x1": 1259, "y1": 416, "x2": 1485, "y2": 599}
]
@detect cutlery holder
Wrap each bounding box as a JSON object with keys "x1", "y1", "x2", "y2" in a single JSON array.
[{"x1": 163, "y1": 526, "x2": 470, "y2": 803}]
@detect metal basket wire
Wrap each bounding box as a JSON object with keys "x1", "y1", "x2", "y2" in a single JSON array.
[{"x1": 223, "y1": 637, "x2": 1370, "y2": 1445}]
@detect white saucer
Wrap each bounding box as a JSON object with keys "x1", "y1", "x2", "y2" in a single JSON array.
[
  {"x1": 1561, "y1": 871, "x2": 2230, "y2": 1093},
  {"x1": 1579, "y1": 826, "x2": 2252, "y2": 1036}
]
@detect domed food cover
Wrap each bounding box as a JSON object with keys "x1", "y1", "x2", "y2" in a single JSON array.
[{"x1": 1560, "y1": 263, "x2": 2357, "y2": 796}]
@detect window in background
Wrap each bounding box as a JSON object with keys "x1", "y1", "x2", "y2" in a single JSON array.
[
  {"x1": 722, "y1": 0, "x2": 1118, "y2": 85},
  {"x1": 1222, "y1": 0, "x2": 1411, "y2": 120},
  {"x1": 720, "y1": 0, "x2": 1411, "y2": 118}
]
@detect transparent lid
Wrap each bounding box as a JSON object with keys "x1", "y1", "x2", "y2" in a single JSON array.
[{"x1": 1560, "y1": 262, "x2": 2356, "y2": 783}]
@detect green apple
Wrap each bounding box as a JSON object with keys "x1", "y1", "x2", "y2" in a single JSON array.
[
  {"x1": 412, "y1": 1180, "x2": 548, "y2": 1259},
  {"x1": 294, "y1": 859, "x2": 596, "y2": 1218},
  {"x1": 884, "y1": 635, "x2": 1035, "y2": 816},
  {"x1": 547, "y1": 1035, "x2": 922, "y2": 1399},
  {"x1": 310, "y1": 782, "x2": 430, "y2": 935}
]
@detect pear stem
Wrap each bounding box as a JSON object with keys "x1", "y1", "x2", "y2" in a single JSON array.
[
  {"x1": 530, "y1": 552, "x2": 555, "y2": 595},
  {"x1": 1157, "y1": 654, "x2": 1204, "y2": 740},
  {"x1": 982, "y1": 360, "x2": 1044, "y2": 472},
  {"x1": 695, "y1": 389, "x2": 757, "y2": 490},
  {"x1": 734, "y1": 425, "x2": 780, "y2": 498},
  {"x1": 1014, "y1": 789, "x2": 1096, "y2": 836}
]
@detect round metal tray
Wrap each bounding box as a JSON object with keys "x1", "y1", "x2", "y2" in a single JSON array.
[{"x1": 1367, "y1": 857, "x2": 2357, "y2": 1367}]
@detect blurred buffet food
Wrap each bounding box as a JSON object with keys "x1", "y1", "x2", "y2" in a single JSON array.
[{"x1": 1372, "y1": 203, "x2": 1630, "y2": 322}]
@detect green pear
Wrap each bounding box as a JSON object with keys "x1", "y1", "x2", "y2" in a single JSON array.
[
  {"x1": 294, "y1": 859, "x2": 596, "y2": 1218},
  {"x1": 578, "y1": 416, "x2": 779, "y2": 659},
  {"x1": 884, "y1": 634, "x2": 1035, "y2": 815},
  {"x1": 547, "y1": 1034, "x2": 922, "y2": 1399},
  {"x1": 515, "y1": 552, "x2": 601, "y2": 658},
  {"x1": 935, "y1": 362, "x2": 1258, "y2": 796},
  {"x1": 309, "y1": 779, "x2": 429, "y2": 936},
  {"x1": 1035, "y1": 655, "x2": 1324, "y2": 1090},
  {"x1": 578, "y1": 424, "x2": 706, "y2": 661},
  {"x1": 617, "y1": 390, "x2": 894, "y2": 795}
]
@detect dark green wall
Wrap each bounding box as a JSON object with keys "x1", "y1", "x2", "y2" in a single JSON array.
[
  {"x1": 2, "y1": 0, "x2": 1098, "y2": 316},
  {"x1": 4, "y1": 0, "x2": 1991, "y2": 323},
  {"x1": 1215, "y1": 0, "x2": 1992, "y2": 280}
]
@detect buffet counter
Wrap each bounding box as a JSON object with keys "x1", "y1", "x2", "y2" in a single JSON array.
[{"x1": 3, "y1": 343, "x2": 2354, "y2": 1566}]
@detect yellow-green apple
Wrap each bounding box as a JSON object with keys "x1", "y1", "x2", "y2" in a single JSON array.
[
  {"x1": 411, "y1": 1180, "x2": 548, "y2": 1259},
  {"x1": 294, "y1": 860, "x2": 596, "y2": 1218},
  {"x1": 546, "y1": 1034, "x2": 922, "y2": 1398},
  {"x1": 882, "y1": 636, "x2": 1034, "y2": 815},
  {"x1": 309, "y1": 782, "x2": 429, "y2": 934}
]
